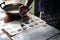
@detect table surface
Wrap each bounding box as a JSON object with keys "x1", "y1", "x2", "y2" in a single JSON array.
[{"x1": 0, "y1": 10, "x2": 60, "y2": 40}]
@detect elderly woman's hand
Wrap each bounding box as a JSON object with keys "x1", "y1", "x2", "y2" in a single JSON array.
[{"x1": 19, "y1": 5, "x2": 28, "y2": 17}]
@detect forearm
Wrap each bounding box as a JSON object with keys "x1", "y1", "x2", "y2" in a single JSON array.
[{"x1": 24, "y1": 0, "x2": 33, "y2": 8}]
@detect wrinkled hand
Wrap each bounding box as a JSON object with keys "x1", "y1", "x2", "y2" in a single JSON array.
[{"x1": 19, "y1": 5, "x2": 28, "y2": 16}]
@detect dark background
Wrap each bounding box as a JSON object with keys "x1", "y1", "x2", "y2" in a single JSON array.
[{"x1": 34, "y1": 0, "x2": 60, "y2": 30}]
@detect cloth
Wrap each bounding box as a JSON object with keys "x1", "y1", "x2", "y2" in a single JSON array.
[
  {"x1": 38, "y1": 0, "x2": 52, "y2": 14},
  {"x1": 38, "y1": 0, "x2": 45, "y2": 12}
]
